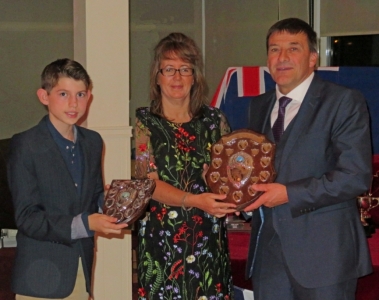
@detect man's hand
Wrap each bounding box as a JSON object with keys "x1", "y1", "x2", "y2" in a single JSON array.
[
  {"x1": 88, "y1": 213, "x2": 128, "y2": 234},
  {"x1": 243, "y1": 183, "x2": 289, "y2": 211}
]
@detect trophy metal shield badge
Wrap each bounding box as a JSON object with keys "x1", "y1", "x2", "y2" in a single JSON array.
[{"x1": 205, "y1": 129, "x2": 276, "y2": 211}]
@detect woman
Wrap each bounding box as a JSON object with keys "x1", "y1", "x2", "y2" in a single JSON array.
[{"x1": 135, "y1": 33, "x2": 236, "y2": 299}]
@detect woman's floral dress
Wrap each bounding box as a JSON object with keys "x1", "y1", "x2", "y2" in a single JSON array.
[{"x1": 135, "y1": 105, "x2": 234, "y2": 300}]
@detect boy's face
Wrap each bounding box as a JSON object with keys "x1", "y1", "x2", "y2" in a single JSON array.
[{"x1": 37, "y1": 77, "x2": 91, "y2": 132}]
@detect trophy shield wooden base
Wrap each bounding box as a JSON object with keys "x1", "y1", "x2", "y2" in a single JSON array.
[
  {"x1": 103, "y1": 179, "x2": 156, "y2": 224},
  {"x1": 205, "y1": 129, "x2": 276, "y2": 211}
]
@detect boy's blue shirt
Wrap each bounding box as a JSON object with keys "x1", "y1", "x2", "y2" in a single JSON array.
[
  {"x1": 46, "y1": 117, "x2": 94, "y2": 238},
  {"x1": 46, "y1": 119, "x2": 83, "y2": 194}
]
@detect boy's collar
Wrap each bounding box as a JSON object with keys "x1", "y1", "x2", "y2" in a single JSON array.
[{"x1": 45, "y1": 116, "x2": 78, "y2": 143}]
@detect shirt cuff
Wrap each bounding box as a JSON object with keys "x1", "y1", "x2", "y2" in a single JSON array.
[
  {"x1": 71, "y1": 213, "x2": 94, "y2": 239},
  {"x1": 81, "y1": 212, "x2": 94, "y2": 237},
  {"x1": 98, "y1": 193, "x2": 104, "y2": 213}
]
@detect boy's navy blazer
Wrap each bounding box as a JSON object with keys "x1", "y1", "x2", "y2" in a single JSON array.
[
  {"x1": 245, "y1": 74, "x2": 373, "y2": 288},
  {"x1": 7, "y1": 116, "x2": 104, "y2": 298}
]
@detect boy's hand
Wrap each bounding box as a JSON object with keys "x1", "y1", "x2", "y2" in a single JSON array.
[
  {"x1": 104, "y1": 184, "x2": 111, "y2": 197},
  {"x1": 88, "y1": 213, "x2": 128, "y2": 234}
]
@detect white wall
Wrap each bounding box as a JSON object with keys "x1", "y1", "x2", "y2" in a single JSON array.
[{"x1": 74, "y1": 1, "x2": 133, "y2": 299}]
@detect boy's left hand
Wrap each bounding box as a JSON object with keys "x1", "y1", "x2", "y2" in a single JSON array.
[{"x1": 88, "y1": 213, "x2": 128, "y2": 234}]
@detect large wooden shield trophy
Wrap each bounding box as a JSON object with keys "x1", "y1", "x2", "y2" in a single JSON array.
[{"x1": 205, "y1": 129, "x2": 276, "y2": 211}]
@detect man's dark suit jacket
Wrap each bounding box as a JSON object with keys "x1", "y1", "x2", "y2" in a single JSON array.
[
  {"x1": 245, "y1": 74, "x2": 373, "y2": 288},
  {"x1": 7, "y1": 116, "x2": 104, "y2": 298}
]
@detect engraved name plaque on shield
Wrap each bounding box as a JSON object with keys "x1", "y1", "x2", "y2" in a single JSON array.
[{"x1": 205, "y1": 129, "x2": 276, "y2": 211}]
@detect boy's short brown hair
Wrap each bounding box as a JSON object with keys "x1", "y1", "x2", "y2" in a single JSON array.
[{"x1": 41, "y1": 58, "x2": 91, "y2": 93}]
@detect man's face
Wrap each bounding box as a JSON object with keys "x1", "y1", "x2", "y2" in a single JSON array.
[{"x1": 267, "y1": 31, "x2": 318, "y2": 95}]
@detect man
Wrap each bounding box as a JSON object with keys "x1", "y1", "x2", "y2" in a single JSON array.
[{"x1": 244, "y1": 18, "x2": 372, "y2": 300}]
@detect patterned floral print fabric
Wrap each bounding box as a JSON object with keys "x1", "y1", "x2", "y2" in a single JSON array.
[{"x1": 135, "y1": 105, "x2": 234, "y2": 300}]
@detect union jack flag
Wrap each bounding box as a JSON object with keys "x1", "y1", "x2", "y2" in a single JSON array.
[{"x1": 210, "y1": 66, "x2": 379, "y2": 155}]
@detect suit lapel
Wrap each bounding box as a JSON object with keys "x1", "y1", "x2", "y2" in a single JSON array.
[
  {"x1": 78, "y1": 128, "x2": 90, "y2": 204},
  {"x1": 276, "y1": 76, "x2": 323, "y2": 173},
  {"x1": 37, "y1": 117, "x2": 80, "y2": 201},
  {"x1": 260, "y1": 92, "x2": 277, "y2": 142},
  {"x1": 37, "y1": 118, "x2": 73, "y2": 179}
]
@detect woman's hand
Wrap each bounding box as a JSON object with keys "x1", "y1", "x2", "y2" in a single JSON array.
[
  {"x1": 202, "y1": 163, "x2": 209, "y2": 184},
  {"x1": 186, "y1": 193, "x2": 237, "y2": 218}
]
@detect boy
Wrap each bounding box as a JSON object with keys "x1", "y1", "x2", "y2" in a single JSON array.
[{"x1": 7, "y1": 58, "x2": 127, "y2": 299}]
